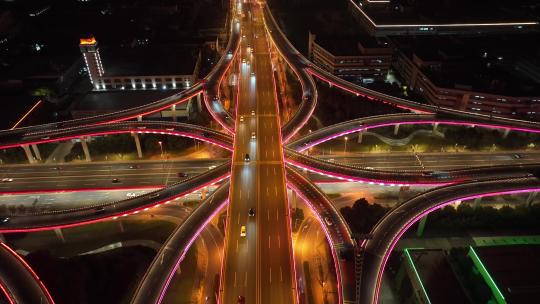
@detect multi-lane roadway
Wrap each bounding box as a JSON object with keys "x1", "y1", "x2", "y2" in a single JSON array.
[
  {"x1": 221, "y1": 2, "x2": 296, "y2": 304},
  {"x1": 2, "y1": 0, "x2": 540, "y2": 303}
]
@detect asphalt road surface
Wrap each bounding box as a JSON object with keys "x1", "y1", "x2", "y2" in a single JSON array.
[{"x1": 221, "y1": 2, "x2": 296, "y2": 303}]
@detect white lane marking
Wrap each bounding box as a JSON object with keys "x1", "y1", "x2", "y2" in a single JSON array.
[
  {"x1": 269, "y1": 267, "x2": 272, "y2": 283},
  {"x1": 268, "y1": 235, "x2": 271, "y2": 249},
  {"x1": 234, "y1": 271, "x2": 237, "y2": 287}
]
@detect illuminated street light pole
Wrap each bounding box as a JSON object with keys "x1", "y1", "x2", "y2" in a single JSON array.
[{"x1": 344, "y1": 136, "x2": 348, "y2": 154}]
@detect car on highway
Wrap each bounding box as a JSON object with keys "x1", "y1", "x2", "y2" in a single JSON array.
[
  {"x1": 240, "y1": 225, "x2": 246, "y2": 237},
  {"x1": 111, "y1": 178, "x2": 120, "y2": 183},
  {"x1": 423, "y1": 170, "x2": 451, "y2": 179},
  {"x1": 128, "y1": 164, "x2": 140, "y2": 169},
  {"x1": 251, "y1": 71, "x2": 255, "y2": 77},
  {"x1": 251, "y1": 110, "x2": 255, "y2": 116},
  {"x1": 177, "y1": 172, "x2": 188, "y2": 178},
  {"x1": 244, "y1": 153, "x2": 250, "y2": 162},
  {"x1": 0, "y1": 217, "x2": 10, "y2": 224},
  {"x1": 148, "y1": 193, "x2": 160, "y2": 199},
  {"x1": 248, "y1": 208, "x2": 255, "y2": 217},
  {"x1": 126, "y1": 192, "x2": 138, "y2": 198},
  {"x1": 513, "y1": 154, "x2": 522, "y2": 159},
  {"x1": 324, "y1": 217, "x2": 333, "y2": 226},
  {"x1": 251, "y1": 132, "x2": 256, "y2": 140},
  {"x1": 237, "y1": 296, "x2": 245, "y2": 304},
  {"x1": 240, "y1": 116, "x2": 244, "y2": 122},
  {"x1": 1, "y1": 178, "x2": 13, "y2": 183},
  {"x1": 422, "y1": 171, "x2": 433, "y2": 177},
  {"x1": 242, "y1": 58, "x2": 246, "y2": 63},
  {"x1": 94, "y1": 207, "x2": 106, "y2": 213}
]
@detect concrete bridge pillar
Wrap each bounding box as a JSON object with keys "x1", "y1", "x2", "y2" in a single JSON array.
[
  {"x1": 394, "y1": 124, "x2": 400, "y2": 136},
  {"x1": 473, "y1": 197, "x2": 482, "y2": 207},
  {"x1": 171, "y1": 104, "x2": 177, "y2": 122},
  {"x1": 31, "y1": 144, "x2": 41, "y2": 161},
  {"x1": 80, "y1": 137, "x2": 92, "y2": 162},
  {"x1": 22, "y1": 145, "x2": 36, "y2": 164},
  {"x1": 132, "y1": 133, "x2": 143, "y2": 158},
  {"x1": 118, "y1": 220, "x2": 125, "y2": 233},
  {"x1": 197, "y1": 93, "x2": 202, "y2": 111},
  {"x1": 357, "y1": 131, "x2": 363, "y2": 144},
  {"x1": 502, "y1": 128, "x2": 510, "y2": 139},
  {"x1": 54, "y1": 228, "x2": 66, "y2": 243},
  {"x1": 527, "y1": 192, "x2": 538, "y2": 207}
]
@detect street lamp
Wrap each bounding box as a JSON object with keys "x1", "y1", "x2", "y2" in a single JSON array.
[{"x1": 344, "y1": 136, "x2": 348, "y2": 153}]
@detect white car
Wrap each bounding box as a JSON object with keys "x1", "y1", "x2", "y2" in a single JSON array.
[
  {"x1": 126, "y1": 192, "x2": 138, "y2": 198},
  {"x1": 251, "y1": 110, "x2": 255, "y2": 116},
  {"x1": 251, "y1": 132, "x2": 256, "y2": 140},
  {"x1": 1, "y1": 178, "x2": 13, "y2": 183},
  {"x1": 240, "y1": 116, "x2": 244, "y2": 122}
]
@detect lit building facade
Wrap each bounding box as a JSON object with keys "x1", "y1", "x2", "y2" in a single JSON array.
[
  {"x1": 79, "y1": 37, "x2": 201, "y2": 91},
  {"x1": 79, "y1": 37, "x2": 104, "y2": 85},
  {"x1": 394, "y1": 50, "x2": 540, "y2": 120},
  {"x1": 308, "y1": 32, "x2": 392, "y2": 83}
]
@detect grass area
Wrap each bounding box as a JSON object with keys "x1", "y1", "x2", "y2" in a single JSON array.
[
  {"x1": 25, "y1": 246, "x2": 155, "y2": 304},
  {"x1": 303, "y1": 261, "x2": 315, "y2": 304},
  {"x1": 325, "y1": 193, "x2": 341, "y2": 199},
  {"x1": 161, "y1": 242, "x2": 200, "y2": 304},
  {"x1": 7, "y1": 219, "x2": 176, "y2": 257},
  {"x1": 311, "y1": 124, "x2": 540, "y2": 155}
]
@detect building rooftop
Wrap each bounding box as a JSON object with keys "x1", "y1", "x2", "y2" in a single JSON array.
[
  {"x1": 359, "y1": 0, "x2": 540, "y2": 26},
  {"x1": 314, "y1": 34, "x2": 389, "y2": 56},
  {"x1": 474, "y1": 245, "x2": 540, "y2": 303},
  {"x1": 408, "y1": 249, "x2": 470, "y2": 304},
  {"x1": 101, "y1": 45, "x2": 199, "y2": 77},
  {"x1": 393, "y1": 35, "x2": 540, "y2": 96}
]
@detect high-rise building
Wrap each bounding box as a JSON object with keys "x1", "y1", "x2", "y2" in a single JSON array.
[
  {"x1": 77, "y1": 37, "x2": 200, "y2": 91},
  {"x1": 79, "y1": 37, "x2": 104, "y2": 85}
]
